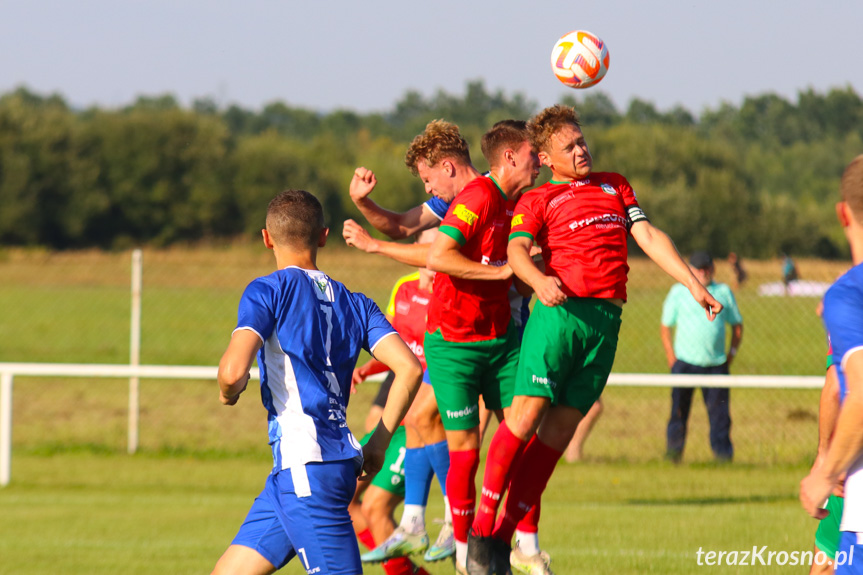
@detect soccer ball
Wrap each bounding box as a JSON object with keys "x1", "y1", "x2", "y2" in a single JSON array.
[{"x1": 550, "y1": 30, "x2": 610, "y2": 89}]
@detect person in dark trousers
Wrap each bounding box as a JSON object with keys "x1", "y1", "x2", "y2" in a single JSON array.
[{"x1": 662, "y1": 251, "x2": 744, "y2": 463}]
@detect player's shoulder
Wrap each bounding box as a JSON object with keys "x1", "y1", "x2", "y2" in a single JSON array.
[
  {"x1": 826, "y1": 264, "x2": 863, "y2": 303},
  {"x1": 424, "y1": 195, "x2": 450, "y2": 220},
  {"x1": 460, "y1": 174, "x2": 498, "y2": 198}
]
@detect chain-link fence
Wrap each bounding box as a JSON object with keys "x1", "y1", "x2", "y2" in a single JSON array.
[{"x1": 0, "y1": 246, "x2": 843, "y2": 464}]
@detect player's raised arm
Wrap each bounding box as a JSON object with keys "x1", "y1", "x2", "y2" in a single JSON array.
[
  {"x1": 426, "y1": 230, "x2": 512, "y2": 281},
  {"x1": 360, "y1": 334, "x2": 423, "y2": 479},
  {"x1": 630, "y1": 220, "x2": 722, "y2": 319},
  {"x1": 349, "y1": 167, "x2": 439, "y2": 240},
  {"x1": 342, "y1": 218, "x2": 431, "y2": 267},
  {"x1": 217, "y1": 329, "x2": 262, "y2": 406}
]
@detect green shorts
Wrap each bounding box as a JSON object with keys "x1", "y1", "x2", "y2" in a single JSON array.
[
  {"x1": 359, "y1": 426, "x2": 406, "y2": 496},
  {"x1": 424, "y1": 324, "x2": 520, "y2": 431},
  {"x1": 814, "y1": 494, "x2": 844, "y2": 559},
  {"x1": 515, "y1": 298, "x2": 622, "y2": 415}
]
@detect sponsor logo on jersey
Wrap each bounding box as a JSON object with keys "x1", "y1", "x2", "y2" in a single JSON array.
[
  {"x1": 568, "y1": 213, "x2": 628, "y2": 231},
  {"x1": 512, "y1": 213, "x2": 525, "y2": 226},
  {"x1": 411, "y1": 294, "x2": 429, "y2": 305},
  {"x1": 549, "y1": 191, "x2": 575, "y2": 209},
  {"x1": 396, "y1": 301, "x2": 411, "y2": 315},
  {"x1": 407, "y1": 340, "x2": 424, "y2": 358},
  {"x1": 601, "y1": 183, "x2": 617, "y2": 196},
  {"x1": 454, "y1": 204, "x2": 478, "y2": 225},
  {"x1": 481, "y1": 255, "x2": 507, "y2": 267}
]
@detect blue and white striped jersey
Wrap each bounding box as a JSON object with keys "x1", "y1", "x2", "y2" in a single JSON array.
[{"x1": 234, "y1": 266, "x2": 396, "y2": 471}]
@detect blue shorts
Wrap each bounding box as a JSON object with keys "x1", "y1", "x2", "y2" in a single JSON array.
[
  {"x1": 836, "y1": 531, "x2": 862, "y2": 574},
  {"x1": 232, "y1": 460, "x2": 362, "y2": 574}
]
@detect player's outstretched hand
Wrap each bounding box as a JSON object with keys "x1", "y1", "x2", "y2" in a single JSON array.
[
  {"x1": 343, "y1": 219, "x2": 377, "y2": 253},
  {"x1": 350, "y1": 167, "x2": 377, "y2": 202},
  {"x1": 534, "y1": 275, "x2": 567, "y2": 307},
  {"x1": 800, "y1": 470, "x2": 833, "y2": 520}
]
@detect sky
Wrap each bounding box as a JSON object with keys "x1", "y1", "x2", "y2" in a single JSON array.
[{"x1": 2, "y1": 0, "x2": 862, "y2": 117}]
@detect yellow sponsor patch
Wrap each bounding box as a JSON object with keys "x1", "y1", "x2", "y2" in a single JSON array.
[
  {"x1": 454, "y1": 204, "x2": 478, "y2": 226},
  {"x1": 511, "y1": 213, "x2": 524, "y2": 227}
]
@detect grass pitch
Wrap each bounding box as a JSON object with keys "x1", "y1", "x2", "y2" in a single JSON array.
[{"x1": 0, "y1": 452, "x2": 819, "y2": 575}]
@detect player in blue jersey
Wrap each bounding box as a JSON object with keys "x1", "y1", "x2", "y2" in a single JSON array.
[
  {"x1": 211, "y1": 189, "x2": 424, "y2": 575},
  {"x1": 800, "y1": 155, "x2": 863, "y2": 574}
]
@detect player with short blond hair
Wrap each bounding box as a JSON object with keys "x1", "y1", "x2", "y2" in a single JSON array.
[{"x1": 471, "y1": 105, "x2": 721, "y2": 575}]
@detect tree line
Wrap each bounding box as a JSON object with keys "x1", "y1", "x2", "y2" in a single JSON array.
[{"x1": 0, "y1": 81, "x2": 860, "y2": 258}]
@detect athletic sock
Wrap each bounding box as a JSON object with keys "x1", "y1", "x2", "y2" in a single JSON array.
[
  {"x1": 399, "y1": 504, "x2": 427, "y2": 535},
  {"x1": 357, "y1": 527, "x2": 376, "y2": 550},
  {"x1": 403, "y1": 447, "x2": 434, "y2": 507},
  {"x1": 446, "y1": 448, "x2": 480, "y2": 544},
  {"x1": 444, "y1": 496, "x2": 453, "y2": 524},
  {"x1": 493, "y1": 437, "x2": 562, "y2": 544},
  {"x1": 514, "y1": 529, "x2": 540, "y2": 556},
  {"x1": 515, "y1": 439, "x2": 541, "y2": 534},
  {"x1": 473, "y1": 421, "x2": 526, "y2": 537},
  {"x1": 455, "y1": 540, "x2": 468, "y2": 570},
  {"x1": 382, "y1": 556, "x2": 418, "y2": 575},
  {"x1": 424, "y1": 440, "x2": 451, "y2": 495}
]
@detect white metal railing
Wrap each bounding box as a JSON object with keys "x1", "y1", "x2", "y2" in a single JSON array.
[{"x1": 0, "y1": 362, "x2": 822, "y2": 487}]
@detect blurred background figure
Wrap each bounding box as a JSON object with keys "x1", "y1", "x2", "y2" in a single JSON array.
[
  {"x1": 727, "y1": 252, "x2": 747, "y2": 290},
  {"x1": 782, "y1": 253, "x2": 799, "y2": 293}
]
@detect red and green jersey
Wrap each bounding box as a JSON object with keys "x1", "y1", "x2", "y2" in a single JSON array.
[
  {"x1": 385, "y1": 272, "x2": 431, "y2": 370},
  {"x1": 509, "y1": 172, "x2": 648, "y2": 301},
  {"x1": 428, "y1": 176, "x2": 513, "y2": 342}
]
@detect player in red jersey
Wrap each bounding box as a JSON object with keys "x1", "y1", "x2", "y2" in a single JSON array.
[
  {"x1": 471, "y1": 105, "x2": 722, "y2": 574},
  {"x1": 405, "y1": 119, "x2": 539, "y2": 574}
]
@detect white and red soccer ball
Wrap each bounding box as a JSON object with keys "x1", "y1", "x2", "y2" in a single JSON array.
[{"x1": 550, "y1": 30, "x2": 610, "y2": 89}]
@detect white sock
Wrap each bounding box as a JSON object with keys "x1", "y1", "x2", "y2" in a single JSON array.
[
  {"x1": 515, "y1": 530, "x2": 540, "y2": 556},
  {"x1": 444, "y1": 496, "x2": 453, "y2": 524},
  {"x1": 456, "y1": 540, "x2": 468, "y2": 568},
  {"x1": 399, "y1": 504, "x2": 426, "y2": 534}
]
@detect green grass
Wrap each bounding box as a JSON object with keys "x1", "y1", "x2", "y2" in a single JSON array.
[
  {"x1": 0, "y1": 247, "x2": 843, "y2": 573},
  {"x1": 0, "y1": 452, "x2": 821, "y2": 575}
]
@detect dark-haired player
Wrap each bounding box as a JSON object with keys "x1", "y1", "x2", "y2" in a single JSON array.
[{"x1": 211, "y1": 189, "x2": 423, "y2": 575}]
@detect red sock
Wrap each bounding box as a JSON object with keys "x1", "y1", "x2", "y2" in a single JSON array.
[
  {"x1": 517, "y1": 500, "x2": 540, "y2": 533},
  {"x1": 357, "y1": 527, "x2": 376, "y2": 551},
  {"x1": 473, "y1": 422, "x2": 527, "y2": 537},
  {"x1": 383, "y1": 556, "x2": 420, "y2": 575},
  {"x1": 447, "y1": 448, "x2": 480, "y2": 543},
  {"x1": 515, "y1": 436, "x2": 541, "y2": 533},
  {"x1": 493, "y1": 437, "x2": 562, "y2": 543}
]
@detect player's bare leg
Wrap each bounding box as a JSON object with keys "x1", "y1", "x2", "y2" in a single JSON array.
[
  {"x1": 564, "y1": 398, "x2": 603, "y2": 462},
  {"x1": 211, "y1": 545, "x2": 277, "y2": 575}
]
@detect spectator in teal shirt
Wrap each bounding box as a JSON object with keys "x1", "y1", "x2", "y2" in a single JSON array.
[{"x1": 661, "y1": 251, "x2": 744, "y2": 463}]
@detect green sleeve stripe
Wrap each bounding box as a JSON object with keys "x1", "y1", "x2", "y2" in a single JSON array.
[
  {"x1": 440, "y1": 225, "x2": 466, "y2": 246},
  {"x1": 509, "y1": 231, "x2": 535, "y2": 242}
]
